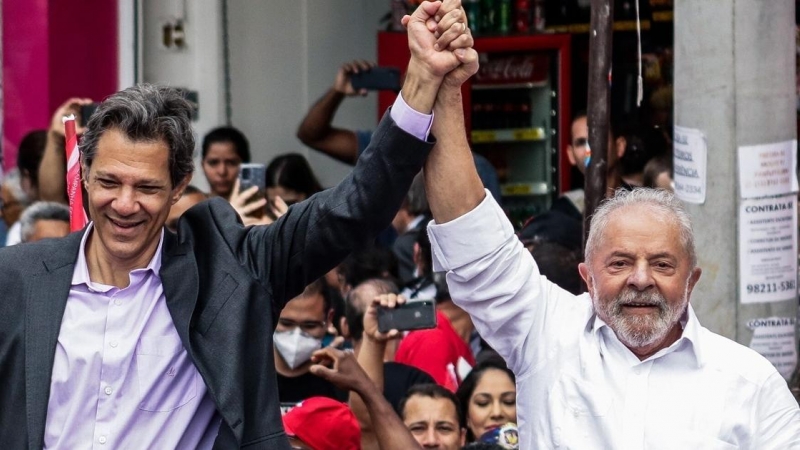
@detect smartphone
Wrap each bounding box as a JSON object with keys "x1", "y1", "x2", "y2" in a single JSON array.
[
  {"x1": 238, "y1": 163, "x2": 267, "y2": 218},
  {"x1": 79, "y1": 103, "x2": 100, "y2": 127},
  {"x1": 377, "y1": 300, "x2": 437, "y2": 333},
  {"x1": 350, "y1": 67, "x2": 401, "y2": 91}
]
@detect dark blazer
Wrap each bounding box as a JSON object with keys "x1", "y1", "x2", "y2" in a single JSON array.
[{"x1": 0, "y1": 114, "x2": 433, "y2": 449}]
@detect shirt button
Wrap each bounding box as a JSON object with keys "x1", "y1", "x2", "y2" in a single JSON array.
[
  {"x1": 633, "y1": 366, "x2": 642, "y2": 375},
  {"x1": 109, "y1": 341, "x2": 118, "y2": 348},
  {"x1": 104, "y1": 386, "x2": 113, "y2": 395},
  {"x1": 114, "y1": 299, "x2": 122, "y2": 306},
  {"x1": 98, "y1": 436, "x2": 107, "y2": 444}
]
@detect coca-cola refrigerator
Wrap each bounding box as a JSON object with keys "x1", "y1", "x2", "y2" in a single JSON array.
[{"x1": 378, "y1": 33, "x2": 571, "y2": 229}]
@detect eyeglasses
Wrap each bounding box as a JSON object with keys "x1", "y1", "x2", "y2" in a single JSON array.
[
  {"x1": 277, "y1": 318, "x2": 326, "y2": 333},
  {"x1": 572, "y1": 137, "x2": 588, "y2": 148}
]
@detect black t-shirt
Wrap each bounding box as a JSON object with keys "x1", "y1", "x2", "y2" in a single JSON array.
[
  {"x1": 277, "y1": 371, "x2": 348, "y2": 406},
  {"x1": 383, "y1": 361, "x2": 435, "y2": 413},
  {"x1": 277, "y1": 362, "x2": 434, "y2": 413}
]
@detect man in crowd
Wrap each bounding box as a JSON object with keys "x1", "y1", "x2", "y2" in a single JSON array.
[
  {"x1": 395, "y1": 224, "x2": 476, "y2": 390},
  {"x1": 399, "y1": 384, "x2": 466, "y2": 450},
  {"x1": 18, "y1": 201, "x2": 70, "y2": 243},
  {"x1": 276, "y1": 279, "x2": 346, "y2": 404},
  {"x1": 343, "y1": 277, "x2": 434, "y2": 411},
  {"x1": 416, "y1": 56, "x2": 800, "y2": 447},
  {"x1": 0, "y1": 2, "x2": 475, "y2": 447}
]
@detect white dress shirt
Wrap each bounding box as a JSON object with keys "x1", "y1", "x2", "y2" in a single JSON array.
[{"x1": 428, "y1": 192, "x2": 800, "y2": 449}]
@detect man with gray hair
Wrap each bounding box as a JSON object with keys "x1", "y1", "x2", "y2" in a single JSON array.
[
  {"x1": 409, "y1": 67, "x2": 800, "y2": 447},
  {"x1": 19, "y1": 201, "x2": 70, "y2": 243},
  {"x1": 0, "y1": 2, "x2": 477, "y2": 447}
]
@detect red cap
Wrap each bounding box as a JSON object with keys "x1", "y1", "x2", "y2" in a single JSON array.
[{"x1": 282, "y1": 397, "x2": 361, "y2": 450}]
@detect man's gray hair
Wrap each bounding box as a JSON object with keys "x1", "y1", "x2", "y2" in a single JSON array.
[
  {"x1": 2, "y1": 169, "x2": 31, "y2": 207},
  {"x1": 80, "y1": 84, "x2": 195, "y2": 187},
  {"x1": 585, "y1": 188, "x2": 697, "y2": 268},
  {"x1": 19, "y1": 201, "x2": 70, "y2": 243}
]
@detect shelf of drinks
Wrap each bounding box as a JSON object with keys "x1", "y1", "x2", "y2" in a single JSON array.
[
  {"x1": 471, "y1": 127, "x2": 546, "y2": 143},
  {"x1": 501, "y1": 181, "x2": 551, "y2": 197},
  {"x1": 472, "y1": 81, "x2": 548, "y2": 90},
  {"x1": 545, "y1": 18, "x2": 667, "y2": 34}
]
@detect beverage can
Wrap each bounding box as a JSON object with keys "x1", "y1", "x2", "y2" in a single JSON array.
[
  {"x1": 499, "y1": 0, "x2": 512, "y2": 34},
  {"x1": 481, "y1": 0, "x2": 496, "y2": 33}
]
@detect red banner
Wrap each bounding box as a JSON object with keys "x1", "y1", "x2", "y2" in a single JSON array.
[{"x1": 64, "y1": 116, "x2": 88, "y2": 231}]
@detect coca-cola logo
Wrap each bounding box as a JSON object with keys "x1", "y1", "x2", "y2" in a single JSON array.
[{"x1": 474, "y1": 55, "x2": 549, "y2": 84}]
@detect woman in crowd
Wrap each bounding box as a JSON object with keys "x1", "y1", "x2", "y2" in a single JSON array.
[
  {"x1": 201, "y1": 126, "x2": 250, "y2": 199},
  {"x1": 229, "y1": 152, "x2": 323, "y2": 226},
  {"x1": 456, "y1": 361, "x2": 518, "y2": 443},
  {"x1": 266, "y1": 153, "x2": 323, "y2": 206}
]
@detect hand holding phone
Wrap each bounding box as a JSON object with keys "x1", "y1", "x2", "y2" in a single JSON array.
[
  {"x1": 237, "y1": 163, "x2": 267, "y2": 219},
  {"x1": 377, "y1": 299, "x2": 437, "y2": 334}
]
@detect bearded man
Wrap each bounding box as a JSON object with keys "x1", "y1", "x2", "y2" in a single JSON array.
[{"x1": 412, "y1": 75, "x2": 800, "y2": 449}]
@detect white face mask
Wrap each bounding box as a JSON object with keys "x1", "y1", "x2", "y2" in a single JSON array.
[{"x1": 273, "y1": 327, "x2": 322, "y2": 370}]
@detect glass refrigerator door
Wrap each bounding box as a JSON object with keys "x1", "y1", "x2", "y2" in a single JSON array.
[{"x1": 470, "y1": 50, "x2": 559, "y2": 229}]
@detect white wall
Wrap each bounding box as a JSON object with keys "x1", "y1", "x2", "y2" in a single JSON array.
[
  {"x1": 228, "y1": 0, "x2": 387, "y2": 187},
  {"x1": 140, "y1": 0, "x2": 228, "y2": 191},
  {"x1": 137, "y1": 0, "x2": 389, "y2": 190}
]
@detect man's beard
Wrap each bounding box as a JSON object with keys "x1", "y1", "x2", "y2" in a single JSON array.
[{"x1": 592, "y1": 282, "x2": 688, "y2": 349}]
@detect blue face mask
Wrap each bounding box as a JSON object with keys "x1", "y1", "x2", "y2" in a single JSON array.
[{"x1": 584, "y1": 143, "x2": 592, "y2": 168}]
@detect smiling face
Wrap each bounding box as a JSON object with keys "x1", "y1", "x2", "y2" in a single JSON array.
[
  {"x1": 83, "y1": 128, "x2": 188, "y2": 271},
  {"x1": 578, "y1": 205, "x2": 702, "y2": 359},
  {"x1": 466, "y1": 368, "x2": 517, "y2": 440}
]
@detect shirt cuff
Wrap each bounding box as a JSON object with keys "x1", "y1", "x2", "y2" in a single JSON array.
[
  {"x1": 390, "y1": 92, "x2": 434, "y2": 141},
  {"x1": 428, "y1": 190, "x2": 515, "y2": 272}
]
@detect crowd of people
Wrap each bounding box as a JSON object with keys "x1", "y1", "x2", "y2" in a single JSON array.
[{"x1": 0, "y1": 1, "x2": 798, "y2": 449}]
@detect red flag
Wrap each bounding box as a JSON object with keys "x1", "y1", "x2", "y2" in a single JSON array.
[{"x1": 64, "y1": 115, "x2": 88, "y2": 231}]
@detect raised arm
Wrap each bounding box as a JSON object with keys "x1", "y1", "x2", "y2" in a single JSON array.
[
  {"x1": 296, "y1": 60, "x2": 374, "y2": 165},
  {"x1": 233, "y1": 0, "x2": 474, "y2": 312},
  {"x1": 349, "y1": 295, "x2": 405, "y2": 449},
  {"x1": 419, "y1": 7, "x2": 484, "y2": 224},
  {"x1": 310, "y1": 347, "x2": 422, "y2": 450}
]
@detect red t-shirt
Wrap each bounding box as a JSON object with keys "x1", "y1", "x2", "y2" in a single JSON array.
[{"x1": 395, "y1": 311, "x2": 476, "y2": 392}]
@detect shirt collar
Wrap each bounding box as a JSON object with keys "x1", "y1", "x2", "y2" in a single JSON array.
[
  {"x1": 71, "y1": 222, "x2": 165, "y2": 288},
  {"x1": 589, "y1": 303, "x2": 704, "y2": 368}
]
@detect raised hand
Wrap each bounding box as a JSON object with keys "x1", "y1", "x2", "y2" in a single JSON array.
[
  {"x1": 402, "y1": 1, "x2": 464, "y2": 80},
  {"x1": 432, "y1": 0, "x2": 479, "y2": 89},
  {"x1": 228, "y1": 178, "x2": 269, "y2": 225},
  {"x1": 334, "y1": 60, "x2": 374, "y2": 96},
  {"x1": 50, "y1": 97, "x2": 93, "y2": 136},
  {"x1": 363, "y1": 293, "x2": 407, "y2": 343},
  {"x1": 309, "y1": 347, "x2": 372, "y2": 394},
  {"x1": 400, "y1": 0, "x2": 473, "y2": 113}
]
